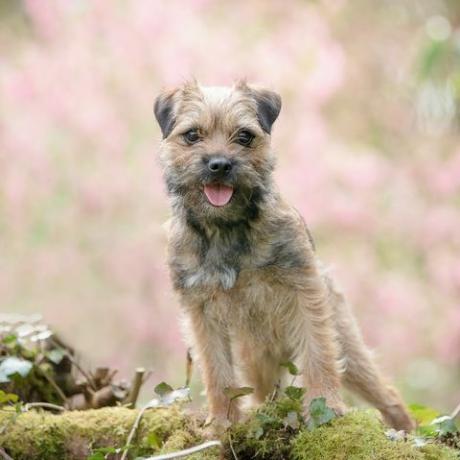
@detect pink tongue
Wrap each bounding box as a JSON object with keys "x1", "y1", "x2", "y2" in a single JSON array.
[{"x1": 204, "y1": 184, "x2": 234, "y2": 207}]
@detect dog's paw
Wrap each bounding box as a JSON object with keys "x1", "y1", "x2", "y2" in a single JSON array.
[
  {"x1": 380, "y1": 404, "x2": 415, "y2": 432},
  {"x1": 202, "y1": 415, "x2": 232, "y2": 438}
]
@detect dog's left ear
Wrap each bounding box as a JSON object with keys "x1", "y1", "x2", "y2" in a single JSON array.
[
  {"x1": 154, "y1": 89, "x2": 178, "y2": 139},
  {"x1": 251, "y1": 88, "x2": 282, "y2": 134}
]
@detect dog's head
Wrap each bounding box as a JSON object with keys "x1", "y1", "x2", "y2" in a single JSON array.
[{"x1": 154, "y1": 81, "x2": 281, "y2": 226}]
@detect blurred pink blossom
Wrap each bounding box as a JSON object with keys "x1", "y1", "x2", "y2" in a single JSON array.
[{"x1": 0, "y1": 0, "x2": 459, "y2": 408}]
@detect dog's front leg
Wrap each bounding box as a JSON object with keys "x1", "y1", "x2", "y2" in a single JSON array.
[
  {"x1": 186, "y1": 305, "x2": 239, "y2": 426},
  {"x1": 298, "y1": 281, "x2": 346, "y2": 417}
]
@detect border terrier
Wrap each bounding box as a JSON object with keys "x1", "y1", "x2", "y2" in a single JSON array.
[{"x1": 154, "y1": 80, "x2": 414, "y2": 432}]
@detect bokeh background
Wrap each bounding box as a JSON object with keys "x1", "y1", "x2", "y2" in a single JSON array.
[{"x1": 1, "y1": 0, "x2": 459, "y2": 411}]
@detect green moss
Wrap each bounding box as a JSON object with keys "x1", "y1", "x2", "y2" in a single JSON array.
[
  {"x1": 0, "y1": 405, "x2": 457, "y2": 460},
  {"x1": 0, "y1": 406, "x2": 197, "y2": 460},
  {"x1": 291, "y1": 410, "x2": 458, "y2": 460},
  {"x1": 419, "y1": 444, "x2": 459, "y2": 460},
  {"x1": 226, "y1": 397, "x2": 301, "y2": 460}
]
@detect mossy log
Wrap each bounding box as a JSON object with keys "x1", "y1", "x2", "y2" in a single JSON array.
[{"x1": 0, "y1": 406, "x2": 457, "y2": 460}]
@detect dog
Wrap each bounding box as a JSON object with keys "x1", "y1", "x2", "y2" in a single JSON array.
[{"x1": 153, "y1": 80, "x2": 414, "y2": 432}]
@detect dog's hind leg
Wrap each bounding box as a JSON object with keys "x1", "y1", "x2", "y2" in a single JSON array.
[{"x1": 327, "y1": 277, "x2": 415, "y2": 431}]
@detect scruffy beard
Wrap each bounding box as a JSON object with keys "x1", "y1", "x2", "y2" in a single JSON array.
[{"x1": 164, "y1": 166, "x2": 273, "y2": 230}]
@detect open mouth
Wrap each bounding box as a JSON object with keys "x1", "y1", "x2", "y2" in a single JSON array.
[{"x1": 203, "y1": 183, "x2": 234, "y2": 207}]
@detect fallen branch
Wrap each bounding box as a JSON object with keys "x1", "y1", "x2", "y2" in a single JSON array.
[
  {"x1": 24, "y1": 402, "x2": 65, "y2": 412},
  {"x1": 124, "y1": 367, "x2": 145, "y2": 408}
]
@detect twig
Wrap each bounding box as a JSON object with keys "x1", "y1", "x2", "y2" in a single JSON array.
[
  {"x1": 0, "y1": 447, "x2": 13, "y2": 460},
  {"x1": 269, "y1": 380, "x2": 281, "y2": 402},
  {"x1": 120, "y1": 404, "x2": 151, "y2": 460},
  {"x1": 451, "y1": 401, "x2": 460, "y2": 419},
  {"x1": 125, "y1": 368, "x2": 145, "y2": 408},
  {"x1": 50, "y1": 338, "x2": 97, "y2": 391},
  {"x1": 65, "y1": 353, "x2": 97, "y2": 391},
  {"x1": 36, "y1": 366, "x2": 67, "y2": 404},
  {"x1": 138, "y1": 440, "x2": 222, "y2": 459},
  {"x1": 185, "y1": 348, "x2": 193, "y2": 387},
  {"x1": 24, "y1": 402, "x2": 65, "y2": 412},
  {"x1": 228, "y1": 434, "x2": 238, "y2": 460}
]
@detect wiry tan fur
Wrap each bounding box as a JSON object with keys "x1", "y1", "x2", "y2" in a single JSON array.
[{"x1": 154, "y1": 80, "x2": 414, "y2": 432}]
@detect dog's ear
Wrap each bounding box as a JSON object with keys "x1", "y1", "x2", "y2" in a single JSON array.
[
  {"x1": 251, "y1": 88, "x2": 282, "y2": 134},
  {"x1": 154, "y1": 89, "x2": 178, "y2": 139}
]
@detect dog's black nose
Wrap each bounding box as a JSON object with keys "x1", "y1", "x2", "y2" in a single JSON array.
[{"x1": 208, "y1": 157, "x2": 232, "y2": 174}]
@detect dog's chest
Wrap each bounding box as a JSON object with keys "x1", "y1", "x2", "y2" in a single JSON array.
[
  {"x1": 171, "y1": 227, "x2": 307, "y2": 295},
  {"x1": 173, "y1": 230, "x2": 305, "y2": 344},
  {"x1": 202, "y1": 268, "x2": 299, "y2": 346},
  {"x1": 174, "y1": 228, "x2": 250, "y2": 291}
]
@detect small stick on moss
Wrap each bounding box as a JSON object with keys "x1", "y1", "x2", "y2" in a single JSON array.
[
  {"x1": 139, "y1": 440, "x2": 222, "y2": 459},
  {"x1": 0, "y1": 447, "x2": 13, "y2": 460},
  {"x1": 451, "y1": 401, "x2": 460, "y2": 419},
  {"x1": 228, "y1": 434, "x2": 239, "y2": 460},
  {"x1": 124, "y1": 367, "x2": 145, "y2": 408},
  {"x1": 24, "y1": 402, "x2": 65, "y2": 412},
  {"x1": 120, "y1": 404, "x2": 151, "y2": 460}
]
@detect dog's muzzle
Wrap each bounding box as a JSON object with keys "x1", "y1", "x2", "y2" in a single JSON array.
[{"x1": 203, "y1": 155, "x2": 234, "y2": 206}]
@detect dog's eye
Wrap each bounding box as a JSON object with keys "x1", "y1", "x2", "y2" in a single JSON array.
[
  {"x1": 183, "y1": 129, "x2": 201, "y2": 144},
  {"x1": 236, "y1": 130, "x2": 254, "y2": 147}
]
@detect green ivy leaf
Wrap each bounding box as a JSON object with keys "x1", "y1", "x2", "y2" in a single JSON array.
[
  {"x1": 307, "y1": 397, "x2": 336, "y2": 431},
  {"x1": 255, "y1": 412, "x2": 278, "y2": 424},
  {"x1": 46, "y1": 349, "x2": 66, "y2": 365},
  {"x1": 280, "y1": 361, "x2": 300, "y2": 376},
  {"x1": 147, "y1": 385, "x2": 190, "y2": 408},
  {"x1": 284, "y1": 410, "x2": 300, "y2": 430},
  {"x1": 0, "y1": 357, "x2": 33, "y2": 383},
  {"x1": 87, "y1": 446, "x2": 119, "y2": 459},
  {"x1": 284, "y1": 386, "x2": 306, "y2": 401},
  {"x1": 431, "y1": 415, "x2": 459, "y2": 436},
  {"x1": 223, "y1": 386, "x2": 254, "y2": 400},
  {"x1": 2, "y1": 334, "x2": 17, "y2": 346},
  {"x1": 0, "y1": 390, "x2": 19, "y2": 405},
  {"x1": 154, "y1": 382, "x2": 174, "y2": 397},
  {"x1": 86, "y1": 452, "x2": 105, "y2": 460}
]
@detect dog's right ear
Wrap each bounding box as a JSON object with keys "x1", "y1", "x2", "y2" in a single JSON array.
[{"x1": 154, "y1": 89, "x2": 178, "y2": 139}]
